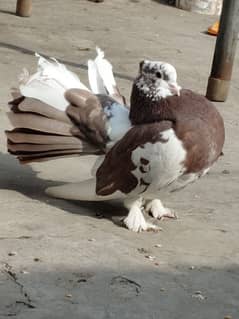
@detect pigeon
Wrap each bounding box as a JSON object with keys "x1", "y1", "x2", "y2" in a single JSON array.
[{"x1": 6, "y1": 48, "x2": 225, "y2": 232}]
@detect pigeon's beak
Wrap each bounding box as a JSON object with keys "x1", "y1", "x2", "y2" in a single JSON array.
[{"x1": 169, "y1": 83, "x2": 181, "y2": 96}]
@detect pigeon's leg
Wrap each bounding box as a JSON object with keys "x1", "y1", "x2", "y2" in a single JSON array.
[
  {"x1": 123, "y1": 197, "x2": 160, "y2": 232},
  {"x1": 145, "y1": 199, "x2": 177, "y2": 220}
]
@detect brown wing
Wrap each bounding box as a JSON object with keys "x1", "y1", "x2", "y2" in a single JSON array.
[
  {"x1": 65, "y1": 89, "x2": 129, "y2": 151},
  {"x1": 65, "y1": 89, "x2": 109, "y2": 150},
  {"x1": 96, "y1": 121, "x2": 172, "y2": 196}
]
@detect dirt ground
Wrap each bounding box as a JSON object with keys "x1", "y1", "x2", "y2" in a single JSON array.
[{"x1": 0, "y1": 0, "x2": 239, "y2": 318}]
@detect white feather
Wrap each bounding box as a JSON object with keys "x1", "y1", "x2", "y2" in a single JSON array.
[
  {"x1": 46, "y1": 178, "x2": 125, "y2": 201},
  {"x1": 88, "y1": 47, "x2": 121, "y2": 96},
  {"x1": 93, "y1": 47, "x2": 117, "y2": 95},
  {"x1": 18, "y1": 49, "x2": 119, "y2": 111},
  {"x1": 20, "y1": 81, "x2": 68, "y2": 111},
  {"x1": 87, "y1": 59, "x2": 107, "y2": 94},
  {"x1": 19, "y1": 54, "x2": 89, "y2": 111}
]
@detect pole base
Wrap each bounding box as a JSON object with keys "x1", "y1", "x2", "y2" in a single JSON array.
[
  {"x1": 206, "y1": 77, "x2": 230, "y2": 102},
  {"x1": 16, "y1": 0, "x2": 32, "y2": 17}
]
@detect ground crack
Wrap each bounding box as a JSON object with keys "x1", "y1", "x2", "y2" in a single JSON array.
[
  {"x1": 2, "y1": 262, "x2": 36, "y2": 309},
  {"x1": 110, "y1": 275, "x2": 142, "y2": 296}
]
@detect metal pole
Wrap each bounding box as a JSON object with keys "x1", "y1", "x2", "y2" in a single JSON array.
[
  {"x1": 16, "y1": 0, "x2": 32, "y2": 17},
  {"x1": 206, "y1": 0, "x2": 239, "y2": 101}
]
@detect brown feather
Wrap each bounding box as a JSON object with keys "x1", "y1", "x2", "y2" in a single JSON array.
[
  {"x1": 17, "y1": 98, "x2": 71, "y2": 124},
  {"x1": 6, "y1": 129, "x2": 80, "y2": 145},
  {"x1": 6, "y1": 95, "x2": 102, "y2": 163},
  {"x1": 7, "y1": 113, "x2": 72, "y2": 136},
  {"x1": 17, "y1": 150, "x2": 94, "y2": 164},
  {"x1": 8, "y1": 143, "x2": 86, "y2": 153},
  {"x1": 65, "y1": 89, "x2": 109, "y2": 149},
  {"x1": 96, "y1": 122, "x2": 172, "y2": 196}
]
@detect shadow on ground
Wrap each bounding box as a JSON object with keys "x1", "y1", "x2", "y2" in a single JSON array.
[
  {"x1": 0, "y1": 42, "x2": 134, "y2": 82},
  {"x1": 0, "y1": 9, "x2": 16, "y2": 16},
  {"x1": 152, "y1": 0, "x2": 176, "y2": 6},
  {"x1": 0, "y1": 152, "x2": 126, "y2": 224}
]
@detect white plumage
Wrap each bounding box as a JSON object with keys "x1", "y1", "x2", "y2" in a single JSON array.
[
  {"x1": 6, "y1": 48, "x2": 225, "y2": 233},
  {"x1": 18, "y1": 48, "x2": 117, "y2": 111}
]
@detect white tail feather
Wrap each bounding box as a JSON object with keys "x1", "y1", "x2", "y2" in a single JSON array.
[
  {"x1": 87, "y1": 47, "x2": 117, "y2": 95},
  {"x1": 87, "y1": 59, "x2": 107, "y2": 94},
  {"x1": 46, "y1": 178, "x2": 125, "y2": 201},
  {"x1": 94, "y1": 47, "x2": 117, "y2": 95},
  {"x1": 20, "y1": 81, "x2": 69, "y2": 111},
  {"x1": 19, "y1": 54, "x2": 89, "y2": 111},
  {"x1": 17, "y1": 48, "x2": 118, "y2": 111}
]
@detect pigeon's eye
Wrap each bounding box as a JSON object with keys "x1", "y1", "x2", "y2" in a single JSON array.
[{"x1": 155, "y1": 71, "x2": 162, "y2": 79}]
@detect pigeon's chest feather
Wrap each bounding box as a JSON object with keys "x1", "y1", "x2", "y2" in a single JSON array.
[{"x1": 130, "y1": 128, "x2": 187, "y2": 193}]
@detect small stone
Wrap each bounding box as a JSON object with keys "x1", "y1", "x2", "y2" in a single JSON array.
[
  {"x1": 77, "y1": 279, "x2": 87, "y2": 283},
  {"x1": 160, "y1": 288, "x2": 165, "y2": 292},
  {"x1": 88, "y1": 238, "x2": 96, "y2": 242},
  {"x1": 224, "y1": 316, "x2": 232, "y2": 319},
  {"x1": 218, "y1": 229, "x2": 227, "y2": 233},
  {"x1": 137, "y1": 248, "x2": 149, "y2": 254},
  {"x1": 145, "y1": 255, "x2": 156, "y2": 261},
  {"x1": 154, "y1": 262, "x2": 160, "y2": 266},
  {"x1": 33, "y1": 258, "x2": 40, "y2": 262},
  {"x1": 222, "y1": 169, "x2": 230, "y2": 175},
  {"x1": 8, "y1": 251, "x2": 17, "y2": 256},
  {"x1": 65, "y1": 294, "x2": 72, "y2": 298},
  {"x1": 154, "y1": 244, "x2": 162, "y2": 248},
  {"x1": 192, "y1": 291, "x2": 206, "y2": 300},
  {"x1": 189, "y1": 266, "x2": 195, "y2": 270},
  {"x1": 20, "y1": 270, "x2": 29, "y2": 274}
]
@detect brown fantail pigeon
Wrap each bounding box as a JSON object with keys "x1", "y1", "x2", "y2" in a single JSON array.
[{"x1": 6, "y1": 48, "x2": 225, "y2": 232}]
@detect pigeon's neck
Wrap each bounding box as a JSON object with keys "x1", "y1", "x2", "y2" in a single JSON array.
[{"x1": 129, "y1": 83, "x2": 175, "y2": 125}]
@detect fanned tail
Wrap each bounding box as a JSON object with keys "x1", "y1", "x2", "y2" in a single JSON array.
[
  {"x1": 6, "y1": 48, "x2": 126, "y2": 164},
  {"x1": 6, "y1": 94, "x2": 99, "y2": 163}
]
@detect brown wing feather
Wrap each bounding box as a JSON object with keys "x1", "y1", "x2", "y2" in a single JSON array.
[
  {"x1": 6, "y1": 96, "x2": 100, "y2": 163},
  {"x1": 7, "y1": 112, "x2": 72, "y2": 136},
  {"x1": 65, "y1": 89, "x2": 109, "y2": 149},
  {"x1": 96, "y1": 122, "x2": 172, "y2": 196},
  {"x1": 6, "y1": 129, "x2": 80, "y2": 145},
  {"x1": 17, "y1": 98, "x2": 71, "y2": 124}
]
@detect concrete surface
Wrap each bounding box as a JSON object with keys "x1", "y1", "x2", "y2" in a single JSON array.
[{"x1": 0, "y1": 0, "x2": 239, "y2": 318}]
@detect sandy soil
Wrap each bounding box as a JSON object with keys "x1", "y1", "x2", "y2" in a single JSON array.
[{"x1": 0, "y1": 0, "x2": 238, "y2": 318}]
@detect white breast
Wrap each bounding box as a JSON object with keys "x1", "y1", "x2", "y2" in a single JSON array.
[{"x1": 131, "y1": 128, "x2": 187, "y2": 194}]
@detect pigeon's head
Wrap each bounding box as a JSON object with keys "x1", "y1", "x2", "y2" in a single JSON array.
[{"x1": 135, "y1": 60, "x2": 181, "y2": 100}]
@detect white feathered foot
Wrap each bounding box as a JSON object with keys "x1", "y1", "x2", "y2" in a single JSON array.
[
  {"x1": 145, "y1": 199, "x2": 177, "y2": 220},
  {"x1": 123, "y1": 198, "x2": 162, "y2": 232}
]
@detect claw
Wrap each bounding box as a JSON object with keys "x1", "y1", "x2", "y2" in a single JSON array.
[{"x1": 146, "y1": 199, "x2": 177, "y2": 220}]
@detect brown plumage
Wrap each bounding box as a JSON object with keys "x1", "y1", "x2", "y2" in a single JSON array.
[
  {"x1": 6, "y1": 92, "x2": 102, "y2": 163},
  {"x1": 96, "y1": 121, "x2": 172, "y2": 196},
  {"x1": 95, "y1": 89, "x2": 224, "y2": 196},
  {"x1": 130, "y1": 88, "x2": 225, "y2": 173}
]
